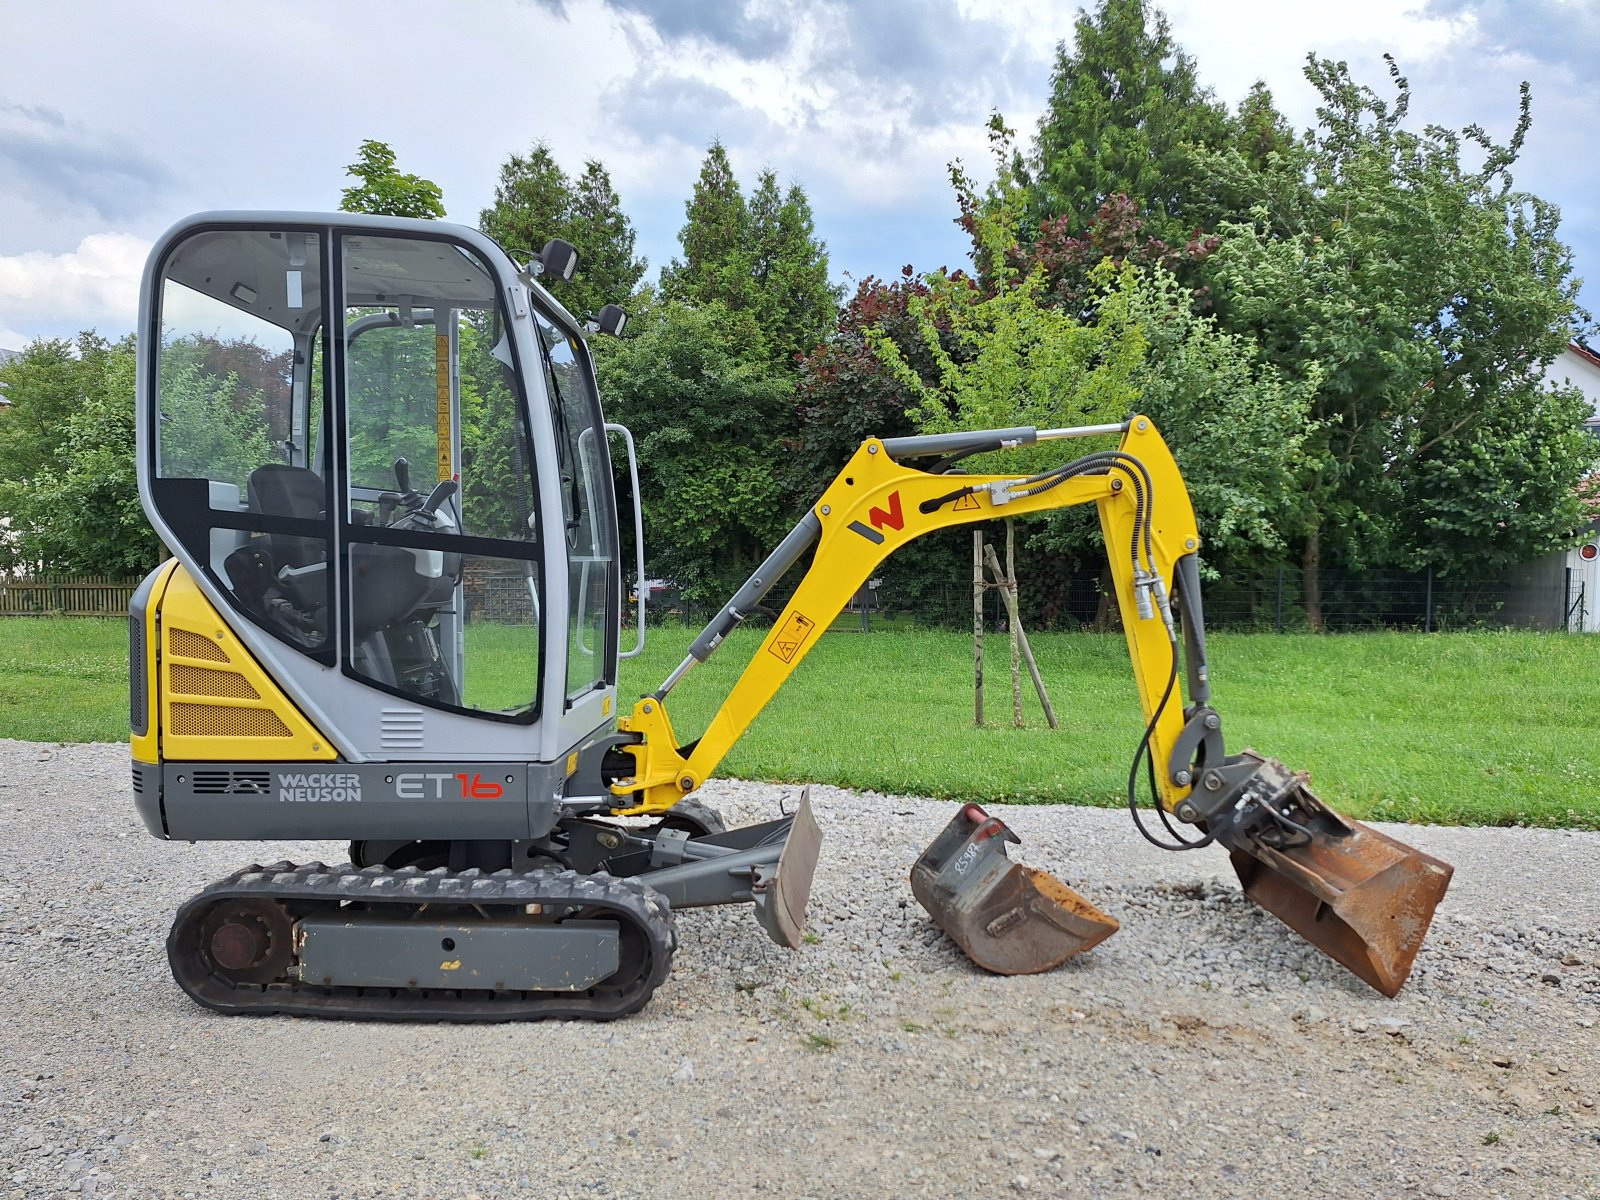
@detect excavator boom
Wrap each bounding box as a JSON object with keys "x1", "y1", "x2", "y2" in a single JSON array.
[{"x1": 611, "y1": 416, "x2": 1452, "y2": 993}]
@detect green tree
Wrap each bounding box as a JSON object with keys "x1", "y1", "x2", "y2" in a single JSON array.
[
  {"x1": 661, "y1": 141, "x2": 755, "y2": 315},
  {"x1": 748, "y1": 171, "x2": 838, "y2": 363},
  {"x1": 1125, "y1": 268, "x2": 1316, "y2": 571},
  {"x1": 663, "y1": 143, "x2": 837, "y2": 367},
  {"x1": 873, "y1": 165, "x2": 1317, "y2": 611},
  {"x1": 339, "y1": 139, "x2": 446, "y2": 219},
  {"x1": 0, "y1": 335, "x2": 161, "y2": 575},
  {"x1": 593, "y1": 300, "x2": 795, "y2": 603},
  {"x1": 1024, "y1": 0, "x2": 1233, "y2": 242},
  {"x1": 1202, "y1": 56, "x2": 1594, "y2": 624},
  {"x1": 479, "y1": 144, "x2": 647, "y2": 316}
]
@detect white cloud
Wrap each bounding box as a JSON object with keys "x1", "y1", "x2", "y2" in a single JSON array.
[{"x1": 0, "y1": 233, "x2": 149, "y2": 341}]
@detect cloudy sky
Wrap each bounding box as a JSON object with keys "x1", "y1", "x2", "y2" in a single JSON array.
[{"x1": 1, "y1": 0, "x2": 1596, "y2": 352}]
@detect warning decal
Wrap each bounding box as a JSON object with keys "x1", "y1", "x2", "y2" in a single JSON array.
[
  {"x1": 954, "y1": 491, "x2": 981, "y2": 511},
  {"x1": 435, "y1": 334, "x2": 452, "y2": 482},
  {"x1": 767, "y1": 612, "x2": 817, "y2": 664}
]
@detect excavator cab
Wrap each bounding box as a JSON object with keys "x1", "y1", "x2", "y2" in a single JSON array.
[
  {"x1": 132, "y1": 214, "x2": 818, "y2": 1019},
  {"x1": 139, "y1": 219, "x2": 598, "y2": 744}
]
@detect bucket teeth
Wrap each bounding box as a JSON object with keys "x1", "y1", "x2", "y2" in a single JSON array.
[{"x1": 911, "y1": 805, "x2": 1119, "y2": 975}]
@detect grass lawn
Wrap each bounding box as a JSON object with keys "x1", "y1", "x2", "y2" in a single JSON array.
[{"x1": 3, "y1": 617, "x2": 1595, "y2": 829}]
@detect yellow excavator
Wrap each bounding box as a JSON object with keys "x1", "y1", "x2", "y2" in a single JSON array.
[{"x1": 129, "y1": 211, "x2": 1452, "y2": 1020}]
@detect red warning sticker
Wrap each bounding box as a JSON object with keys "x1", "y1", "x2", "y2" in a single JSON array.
[{"x1": 767, "y1": 612, "x2": 817, "y2": 664}]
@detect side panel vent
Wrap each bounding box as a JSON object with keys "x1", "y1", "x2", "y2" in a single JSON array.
[
  {"x1": 171, "y1": 704, "x2": 292, "y2": 738},
  {"x1": 380, "y1": 709, "x2": 426, "y2": 750},
  {"x1": 131, "y1": 764, "x2": 144, "y2": 794},
  {"x1": 191, "y1": 769, "x2": 273, "y2": 795},
  {"x1": 171, "y1": 664, "x2": 261, "y2": 700},
  {"x1": 169, "y1": 627, "x2": 229, "y2": 662},
  {"x1": 130, "y1": 614, "x2": 147, "y2": 735}
]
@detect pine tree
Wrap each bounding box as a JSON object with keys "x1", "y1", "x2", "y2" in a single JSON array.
[
  {"x1": 479, "y1": 142, "x2": 573, "y2": 259},
  {"x1": 1026, "y1": 0, "x2": 1232, "y2": 239},
  {"x1": 664, "y1": 145, "x2": 837, "y2": 365},
  {"x1": 479, "y1": 144, "x2": 646, "y2": 316},
  {"x1": 749, "y1": 173, "x2": 838, "y2": 363},
  {"x1": 662, "y1": 141, "x2": 754, "y2": 313},
  {"x1": 567, "y1": 160, "x2": 648, "y2": 317}
]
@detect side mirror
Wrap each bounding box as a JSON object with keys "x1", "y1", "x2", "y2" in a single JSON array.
[
  {"x1": 596, "y1": 304, "x2": 628, "y2": 337},
  {"x1": 537, "y1": 239, "x2": 578, "y2": 283}
]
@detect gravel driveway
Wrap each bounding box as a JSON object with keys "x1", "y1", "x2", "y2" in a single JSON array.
[{"x1": 2, "y1": 739, "x2": 1597, "y2": 1200}]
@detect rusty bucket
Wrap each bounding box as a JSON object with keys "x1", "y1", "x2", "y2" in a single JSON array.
[
  {"x1": 1217, "y1": 756, "x2": 1454, "y2": 997},
  {"x1": 911, "y1": 804, "x2": 1119, "y2": 975}
]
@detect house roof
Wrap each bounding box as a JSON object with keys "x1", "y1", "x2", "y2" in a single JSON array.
[{"x1": 1572, "y1": 340, "x2": 1600, "y2": 370}]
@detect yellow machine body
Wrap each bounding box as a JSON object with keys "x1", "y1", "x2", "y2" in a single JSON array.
[{"x1": 134, "y1": 562, "x2": 335, "y2": 765}]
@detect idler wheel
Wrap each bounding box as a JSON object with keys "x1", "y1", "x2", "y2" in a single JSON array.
[{"x1": 198, "y1": 899, "x2": 294, "y2": 985}]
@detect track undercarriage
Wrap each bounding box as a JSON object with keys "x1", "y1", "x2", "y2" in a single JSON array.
[{"x1": 166, "y1": 794, "x2": 822, "y2": 1021}]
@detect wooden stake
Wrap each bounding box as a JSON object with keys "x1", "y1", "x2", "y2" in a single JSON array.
[
  {"x1": 983, "y1": 542, "x2": 1059, "y2": 730},
  {"x1": 1006, "y1": 520, "x2": 1022, "y2": 729},
  {"x1": 973, "y1": 529, "x2": 985, "y2": 727}
]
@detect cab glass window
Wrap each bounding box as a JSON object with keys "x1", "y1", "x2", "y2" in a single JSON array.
[
  {"x1": 153, "y1": 229, "x2": 329, "y2": 657},
  {"x1": 339, "y1": 234, "x2": 541, "y2": 718}
]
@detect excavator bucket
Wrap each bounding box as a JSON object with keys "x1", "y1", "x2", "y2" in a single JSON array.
[
  {"x1": 911, "y1": 804, "x2": 1119, "y2": 975},
  {"x1": 1217, "y1": 757, "x2": 1454, "y2": 997}
]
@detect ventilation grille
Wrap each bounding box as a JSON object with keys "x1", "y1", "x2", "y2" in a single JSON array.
[
  {"x1": 169, "y1": 627, "x2": 228, "y2": 662},
  {"x1": 191, "y1": 769, "x2": 272, "y2": 795},
  {"x1": 129, "y1": 614, "x2": 147, "y2": 734},
  {"x1": 380, "y1": 708, "x2": 426, "y2": 750},
  {"x1": 170, "y1": 704, "x2": 291, "y2": 738},
  {"x1": 172, "y1": 664, "x2": 260, "y2": 700},
  {"x1": 131, "y1": 764, "x2": 143, "y2": 794}
]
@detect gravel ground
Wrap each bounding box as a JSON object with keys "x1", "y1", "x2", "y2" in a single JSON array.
[{"x1": 2, "y1": 738, "x2": 1597, "y2": 1200}]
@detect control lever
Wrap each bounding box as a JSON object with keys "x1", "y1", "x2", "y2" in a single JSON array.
[
  {"x1": 422, "y1": 479, "x2": 458, "y2": 515},
  {"x1": 393, "y1": 457, "x2": 412, "y2": 493}
]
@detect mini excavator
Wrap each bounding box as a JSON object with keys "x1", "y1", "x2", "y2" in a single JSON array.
[{"x1": 129, "y1": 212, "x2": 1452, "y2": 1020}]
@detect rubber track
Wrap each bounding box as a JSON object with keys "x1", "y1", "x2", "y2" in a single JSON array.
[{"x1": 167, "y1": 861, "x2": 677, "y2": 1022}]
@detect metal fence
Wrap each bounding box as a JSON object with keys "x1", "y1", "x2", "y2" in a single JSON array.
[
  {"x1": 0, "y1": 576, "x2": 142, "y2": 616},
  {"x1": 646, "y1": 562, "x2": 1586, "y2": 635},
  {"x1": 2, "y1": 561, "x2": 1580, "y2": 633}
]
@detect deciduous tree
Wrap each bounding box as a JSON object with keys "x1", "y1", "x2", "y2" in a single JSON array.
[
  {"x1": 339, "y1": 139, "x2": 446, "y2": 219},
  {"x1": 1202, "y1": 56, "x2": 1594, "y2": 624}
]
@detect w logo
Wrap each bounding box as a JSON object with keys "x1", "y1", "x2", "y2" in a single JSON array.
[
  {"x1": 848, "y1": 490, "x2": 906, "y2": 545},
  {"x1": 868, "y1": 491, "x2": 904, "y2": 532}
]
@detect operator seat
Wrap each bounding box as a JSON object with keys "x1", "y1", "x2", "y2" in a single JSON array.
[{"x1": 247, "y1": 464, "x2": 326, "y2": 568}]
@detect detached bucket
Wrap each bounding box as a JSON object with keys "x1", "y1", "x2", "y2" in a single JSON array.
[
  {"x1": 1219, "y1": 756, "x2": 1454, "y2": 997},
  {"x1": 911, "y1": 804, "x2": 1119, "y2": 975}
]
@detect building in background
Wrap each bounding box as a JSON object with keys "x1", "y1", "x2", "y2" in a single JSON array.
[
  {"x1": 0, "y1": 347, "x2": 18, "y2": 407},
  {"x1": 1505, "y1": 341, "x2": 1600, "y2": 630}
]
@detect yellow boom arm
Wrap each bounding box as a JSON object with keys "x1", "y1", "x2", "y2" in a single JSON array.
[
  {"x1": 613, "y1": 413, "x2": 1456, "y2": 1000},
  {"x1": 613, "y1": 416, "x2": 1200, "y2": 815}
]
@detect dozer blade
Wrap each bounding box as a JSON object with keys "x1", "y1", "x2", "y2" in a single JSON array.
[
  {"x1": 1215, "y1": 755, "x2": 1454, "y2": 997},
  {"x1": 752, "y1": 786, "x2": 823, "y2": 949},
  {"x1": 911, "y1": 804, "x2": 1119, "y2": 975}
]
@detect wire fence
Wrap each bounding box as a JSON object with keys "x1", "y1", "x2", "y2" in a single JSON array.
[
  {"x1": 3, "y1": 560, "x2": 1584, "y2": 635},
  {"x1": 646, "y1": 561, "x2": 1587, "y2": 636}
]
